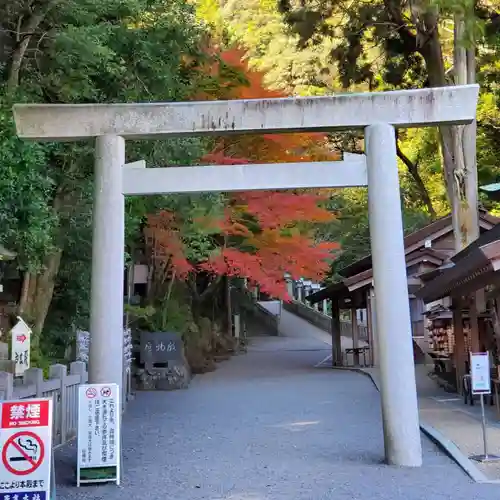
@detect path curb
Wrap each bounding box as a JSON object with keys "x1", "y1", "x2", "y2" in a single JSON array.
[
  {"x1": 333, "y1": 366, "x2": 491, "y2": 483},
  {"x1": 419, "y1": 421, "x2": 488, "y2": 483}
]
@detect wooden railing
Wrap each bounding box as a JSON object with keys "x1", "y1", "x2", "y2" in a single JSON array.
[{"x1": 0, "y1": 361, "x2": 88, "y2": 447}]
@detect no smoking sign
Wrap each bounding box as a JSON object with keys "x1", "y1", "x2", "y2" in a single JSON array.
[
  {"x1": 2, "y1": 431, "x2": 44, "y2": 475},
  {"x1": 85, "y1": 387, "x2": 97, "y2": 399},
  {"x1": 0, "y1": 398, "x2": 52, "y2": 500}
]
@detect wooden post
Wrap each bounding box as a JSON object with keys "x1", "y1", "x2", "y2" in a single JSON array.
[
  {"x1": 0, "y1": 371, "x2": 13, "y2": 400},
  {"x1": 351, "y1": 306, "x2": 360, "y2": 366},
  {"x1": 23, "y1": 367, "x2": 44, "y2": 397},
  {"x1": 371, "y1": 289, "x2": 378, "y2": 366},
  {"x1": 469, "y1": 295, "x2": 481, "y2": 352},
  {"x1": 367, "y1": 290, "x2": 374, "y2": 366},
  {"x1": 452, "y1": 298, "x2": 466, "y2": 395},
  {"x1": 226, "y1": 277, "x2": 233, "y2": 337},
  {"x1": 331, "y1": 299, "x2": 343, "y2": 366},
  {"x1": 50, "y1": 364, "x2": 68, "y2": 446}
]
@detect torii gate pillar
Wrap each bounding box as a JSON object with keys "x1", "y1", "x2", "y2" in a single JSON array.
[
  {"x1": 90, "y1": 135, "x2": 125, "y2": 388},
  {"x1": 13, "y1": 84, "x2": 480, "y2": 468},
  {"x1": 366, "y1": 123, "x2": 421, "y2": 466}
]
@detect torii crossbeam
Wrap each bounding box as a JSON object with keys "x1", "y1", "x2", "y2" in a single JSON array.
[{"x1": 13, "y1": 84, "x2": 479, "y2": 469}]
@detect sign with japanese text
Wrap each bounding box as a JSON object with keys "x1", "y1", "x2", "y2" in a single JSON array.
[
  {"x1": 10, "y1": 318, "x2": 31, "y2": 377},
  {"x1": 77, "y1": 384, "x2": 120, "y2": 486},
  {"x1": 123, "y1": 328, "x2": 132, "y2": 373},
  {"x1": 77, "y1": 330, "x2": 133, "y2": 372},
  {"x1": 139, "y1": 331, "x2": 182, "y2": 364},
  {"x1": 470, "y1": 352, "x2": 491, "y2": 395},
  {"x1": 75, "y1": 330, "x2": 89, "y2": 364},
  {"x1": 0, "y1": 398, "x2": 53, "y2": 500}
]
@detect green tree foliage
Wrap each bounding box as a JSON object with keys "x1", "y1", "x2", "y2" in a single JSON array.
[
  {"x1": 0, "y1": 105, "x2": 56, "y2": 271},
  {"x1": 196, "y1": 0, "x2": 500, "y2": 272},
  {"x1": 0, "y1": 0, "x2": 221, "y2": 349}
]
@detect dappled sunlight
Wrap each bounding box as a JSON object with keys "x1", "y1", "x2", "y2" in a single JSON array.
[
  {"x1": 272, "y1": 420, "x2": 321, "y2": 432},
  {"x1": 215, "y1": 494, "x2": 267, "y2": 500}
]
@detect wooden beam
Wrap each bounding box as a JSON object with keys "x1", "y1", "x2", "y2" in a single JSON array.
[{"x1": 331, "y1": 299, "x2": 343, "y2": 367}]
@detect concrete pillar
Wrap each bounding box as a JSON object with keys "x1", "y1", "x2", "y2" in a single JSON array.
[
  {"x1": 89, "y1": 135, "x2": 125, "y2": 390},
  {"x1": 286, "y1": 280, "x2": 294, "y2": 299},
  {"x1": 323, "y1": 299, "x2": 329, "y2": 316},
  {"x1": 366, "y1": 123, "x2": 422, "y2": 467}
]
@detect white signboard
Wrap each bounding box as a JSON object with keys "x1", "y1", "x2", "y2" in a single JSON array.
[
  {"x1": 470, "y1": 352, "x2": 491, "y2": 395},
  {"x1": 10, "y1": 318, "x2": 31, "y2": 376},
  {"x1": 77, "y1": 383, "x2": 120, "y2": 486},
  {"x1": 0, "y1": 398, "x2": 53, "y2": 500}
]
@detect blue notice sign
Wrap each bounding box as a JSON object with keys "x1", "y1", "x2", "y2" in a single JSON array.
[{"x1": 0, "y1": 491, "x2": 46, "y2": 500}]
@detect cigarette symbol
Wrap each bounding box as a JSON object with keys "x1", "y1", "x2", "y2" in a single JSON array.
[{"x1": 11, "y1": 437, "x2": 38, "y2": 462}]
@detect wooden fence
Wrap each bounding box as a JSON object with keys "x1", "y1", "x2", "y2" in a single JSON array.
[{"x1": 0, "y1": 361, "x2": 88, "y2": 447}]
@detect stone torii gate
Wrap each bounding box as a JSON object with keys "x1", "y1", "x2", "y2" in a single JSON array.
[{"x1": 13, "y1": 84, "x2": 479, "y2": 468}]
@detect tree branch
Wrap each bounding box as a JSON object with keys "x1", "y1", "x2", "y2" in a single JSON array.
[
  {"x1": 395, "y1": 131, "x2": 437, "y2": 218},
  {"x1": 7, "y1": 1, "x2": 58, "y2": 92},
  {"x1": 199, "y1": 275, "x2": 223, "y2": 301}
]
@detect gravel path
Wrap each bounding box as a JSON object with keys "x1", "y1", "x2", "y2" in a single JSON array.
[{"x1": 55, "y1": 315, "x2": 500, "y2": 499}]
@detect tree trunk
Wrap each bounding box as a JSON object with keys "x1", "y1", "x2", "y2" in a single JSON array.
[
  {"x1": 7, "y1": 1, "x2": 58, "y2": 92},
  {"x1": 30, "y1": 249, "x2": 63, "y2": 334},
  {"x1": 416, "y1": 7, "x2": 479, "y2": 252},
  {"x1": 452, "y1": 13, "x2": 479, "y2": 251},
  {"x1": 16, "y1": 249, "x2": 63, "y2": 334},
  {"x1": 16, "y1": 185, "x2": 70, "y2": 333},
  {"x1": 414, "y1": 8, "x2": 457, "y2": 196},
  {"x1": 18, "y1": 272, "x2": 32, "y2": 316}
]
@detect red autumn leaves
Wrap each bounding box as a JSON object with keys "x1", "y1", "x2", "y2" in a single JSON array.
[{"x1": 145, "y1": 48, "x2": 339, "y2": 299}]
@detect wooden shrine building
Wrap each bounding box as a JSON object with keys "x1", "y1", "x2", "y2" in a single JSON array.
[
  {"x1": 306, "y1": 210, "x2": 500, "y2": 369},
  {"x1": 416, "y1": 222, "x2": 500, "y2": 392}
]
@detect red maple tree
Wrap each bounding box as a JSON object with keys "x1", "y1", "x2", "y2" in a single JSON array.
[
  {"x1": 145, "y1": 47, "x2": 340, "y2": 300},
  {"x1": 197, "y1": 154, "x2": 338, "y2": 298}
]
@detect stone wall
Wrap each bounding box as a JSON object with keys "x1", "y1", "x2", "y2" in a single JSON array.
[{"x1": 282, "y1": 301, "x2": 331, "y2": 332}]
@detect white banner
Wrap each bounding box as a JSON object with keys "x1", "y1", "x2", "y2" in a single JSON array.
[
  {"x1": 470, "y1": 352, "x2": 491, "y2": 395},
  {"x1": 77, "y1": 383, "x2": 120, "y2": 486},
  {"x1": 10, "y1": 318, "x2": 31, "y2": 376}
]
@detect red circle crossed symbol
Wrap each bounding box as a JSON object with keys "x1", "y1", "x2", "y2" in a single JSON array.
[
  {"x1": 2, "y1": 431, "x2": 45, "y2": 476},
  {"x1": 101, "y1": 387, "x2": 111, "y2": 397},
  {"x1": 86, "y1": 387, "x2": 97, "y2": 399}
]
